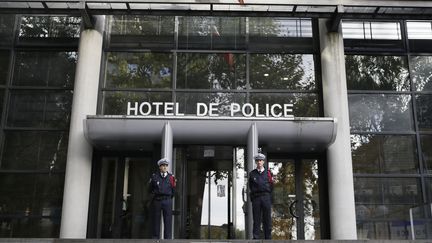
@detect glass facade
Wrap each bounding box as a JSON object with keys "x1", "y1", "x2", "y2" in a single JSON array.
[
  {"x1": 0, "y1": 15, "x2": 79, "y2": 238},
  {"x1": 345, "y1": 20, "x2": 432, "y2": 239},
  {"x1": 100, "y1": 16, "x2": 320, "y2": 118}
]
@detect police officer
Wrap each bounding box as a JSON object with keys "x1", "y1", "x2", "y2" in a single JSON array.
[
  {"x1": 148, "y1": 158, "x2": 176, "y2": 239},
  {"x1": 248, "y1": 153, "x2": 273, "y2": 239}
]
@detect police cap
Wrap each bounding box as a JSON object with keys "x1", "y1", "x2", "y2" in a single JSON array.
[
  {"x1": 157, "y1": 158, "x2": 170, "y2": 166},
  {"x1": 254, "y1": 153, "x2": 266, "y2": 161}
]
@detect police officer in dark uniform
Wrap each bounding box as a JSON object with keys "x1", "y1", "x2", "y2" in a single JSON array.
[
  {"x1": 248, "y1": 153, "x2": 273, "y2": 239},
  {"x1": 148, "y1": 158, "x2": 176, "y2": 239}
]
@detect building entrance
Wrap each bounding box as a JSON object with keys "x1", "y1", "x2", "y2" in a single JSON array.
[
  {"x1": 267, "y1": 155, "x2": 325, "y2": 240},
  {"x1": 87, "y1": 149, "x2": 327, "y2": 240}
]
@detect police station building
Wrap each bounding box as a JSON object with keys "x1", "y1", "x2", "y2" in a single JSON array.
[{"x1": 0, "y1": 0, "x2": 432, "y2": 240}]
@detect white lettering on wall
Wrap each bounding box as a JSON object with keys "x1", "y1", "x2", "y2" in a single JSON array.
[{"x1": 126, "y1": 102, "x2": 294, "y2": 118}]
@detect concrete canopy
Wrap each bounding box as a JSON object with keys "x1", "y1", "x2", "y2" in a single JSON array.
[{"x1": 84, "y1": 115, "x2": 337, "y2": 152}]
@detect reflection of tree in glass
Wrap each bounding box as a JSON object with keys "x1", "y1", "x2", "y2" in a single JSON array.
[
  {"x1": 110, "y1": 16, "x2": 174, "y2": 36},
  {"x1": 177, "y1": 53, "x2": 246, "y2": 90},
  {"x1": 271, "y1": 162, "x2": 295, "y2": 239},
  {"x1": 250, "y1": 54, "x2": 315, "y2": 90},
  {"x1": 348, "y1": 94, "x2": 412, "y2": 132},
  {"x1": 345, "y1": 55, "x2": 409, "y2": 91},
  {"x1": 106, "y1": 52, "x2": 172, "y2": 89},
  {"x1": 410, "y1": 56, "x2": 432, "y2": 91},
  {"x1": 19, "y1": 16, "x2": 81, "y2": 38}
]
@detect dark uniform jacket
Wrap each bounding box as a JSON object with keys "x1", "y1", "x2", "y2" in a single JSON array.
[
  {"x1": 249, "y1": 168, "x2": 273, "y2": 199},
  {"x1": 149, "y1": 173, "x2": 176, "y2": 198}
]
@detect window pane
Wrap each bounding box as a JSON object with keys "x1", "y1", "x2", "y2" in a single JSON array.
[
  {"x1": 351, "y1": 135, "x2": 418, "y2": 174},
  {"x1": 407, "y1": 21, "x2": 432, "y2": 40},
  {"x1": 178, "y1": 16, "x2": 246, "y2": 50},
  {"x1": 427, "y1": 178, "x2": 432, "y2": 202},
  {"x1": 345, "y1": 55, "x2": 409, "y2": 91},
  {"x1": 19, "y1": 16, "x2": 81, "y2": 38},
  {"x1": 409, "y1": 56, "x2": 432, "y2": 91},
  {"x1": 416, "y1": 95, "x2": 432, "y2": 131},
  {"x1": 250, "y1": 54, "x2": 315, "y2": 90},
  {"x1": 1, "y1": 131, "x2": 68, "y2": 171},
  {"x1": 348, "y1": 94, "x2": 413, "y2": 132},
  {"x1": 354, "y1": 177, "x2": 422, "y2": 204},
  {"x1": 105, "y1": 52, "x2": 172, "y2": 89},
  {"x1": 108, "y1": 15, "x2": 174, "y2": 49},
  {"x1": 0, "y1": 14, "x2": 16, "y2": 44},
  {"x1": 421, "y1": 135, "x2": 432, "y2": 174},
  {"x1": 0, "y1": 173, "x2": 64, "y2": 237},
  {"x1": 249, "y1": 18, "x2": 312, "y2": 38},
  {"x1": 176, "y1": 92, "x2": 246, "y2": 116},
  {"x1": 249, "y1": 93, "x2": 319, "y2": 117},
  {"x1": 0, "y1": 51, "x2": 10, "y2": 85},
  {"x1": 102, "y1": 91, "x2": 171, "y2": 115},
  {"x1": 177, "y1": 53, "x2": 246, "y2": 90},
  {"x1": 110, "y1": 15, "x2": 174, "y2": 36},
  {"x1": 7, "y1": 91, "x2": 73, "y2": 128},
  {"x1": 13, "y1": 52, "x2": 77, "y2": 87},
  {"x1": 342, "y1": 21, "x2": 401, "y2": 40}
]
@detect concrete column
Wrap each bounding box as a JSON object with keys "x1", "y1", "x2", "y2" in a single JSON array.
[
  {"x1": 319, "y1": 19, "x2": 357, "y2": 239},
  {"x1": 60, "y1": 16, "x2": 105, "y2": 238},
  {"x1": 246, "y1": 123, "x2": 258, "y2": 239},
  {"x1": 161, "y1": 122, "x2": 173, "y2": 239},
  {"x1": 162, "y1": 122, "x2": 173, "y2": 165}
]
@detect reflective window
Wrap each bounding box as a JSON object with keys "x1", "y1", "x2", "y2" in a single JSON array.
[
  {"x1": 176, "y1": 92, "x2": 246, "y2": 116},
  {"x1": 7, "y1": 91, "x2": 73, "y2": 128},
  {"x1": 345, "y1": 55, "x2": 409, "y2": 91},
  {"x1": 416, "y1": 95, "x2": 432, "y2": 131},
  {"x1": 354, "y1": 177, "x2": 421, "y2": 205},
  {"x1": 249, "y1": 18, "x2": 312, "y2": 38},
  {"x1": 178, "y1": 16, "x2": 246, "y2": 50},
  {"x1": 108, "y1": 16, "x2": 175, "y2": 49},
  {"x1": 421, "y1": 136, "x2": 432, "y2": 174},
  {"x1": 19, "y1": 16, "x2": 81, "y2": 38},
  {"x1": 249, "y1": 93, "x2": 319, "y2": 117},
  {"x1": 177, "y1": 53, "x2": 246, "y2": 90},
  {"x1": 342, "y1": 21, "x2": 401, "y2": 40},
  {"x1": 110, "y1": 15, "x2": 174, "y2": 36},
  {"x1": 407, "y1": 21, "x2": 432, "y2": 39},
  {"x1": 0, "y1": 173, "x2": 64, "y2": 237},
  {"x1": 0, "y1": 14, "x2": 16, "y2": 44},
  {"x1": 427, "y1": 178, "x2": 432, "y2": 202},
  {"x1": 351, "y1": 135, "x2": 418, "y2": 174},
  {"x1": 13, "y1": 52, "x2": 77, "y2": 87},
  {"x1": 250, "y1": 54, "x2": 315, "y2": 90},
  {"x1": 348, "y1": 94, "x2": 413, "y2": 132},
  {"x1": 105, "y1": 52, "x2": 172, "y2": 89},
  {"x1": 0, "y1": 51, "x2": 9, "y2": 85},
  {"x1": 410, "y1": 56, "x2": 432, "y2": 91},
  {"x1": 1, "y1": 131, "x2": 68, "y2": 171},
  {"x1": 102, "y1": 91, "x2": 171, "y2": 115}
]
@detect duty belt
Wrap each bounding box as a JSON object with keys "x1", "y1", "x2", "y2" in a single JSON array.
[
  {"x1": 252, "y1": 192, "x2": 270, "y2": 198},
  {"x1": 154, "y1": 195, "x2": 171, "y2": 201}
]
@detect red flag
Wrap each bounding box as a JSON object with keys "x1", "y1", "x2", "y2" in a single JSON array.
[
  {"x1": 212, "y1": 26, "x2": 235, "y2": 71},
  {"x1": 238, "y1": 0, "x2": 245, "y2": 4}
]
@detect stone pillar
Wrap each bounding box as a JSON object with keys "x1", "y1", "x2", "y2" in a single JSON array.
[
  {"x1": 60, "y1": 16, "x2": 105, "y2": 238},
  {"x1": 319, "y1": 19, "x2": 358, "y2": 239},
  {"x1": 161, "y1": 122, "x2": 173, "y2": 239},
  {"x1": 246, "y1": 123, "x2": 258, "y2": 239}
]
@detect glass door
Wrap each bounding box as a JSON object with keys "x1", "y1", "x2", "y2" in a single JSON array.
[
  {"x1": 88, "y1": 154, "x2": 157, "y2": 239},
  {"x1": 174, "y1": 145, "x2": 246, "y2": 239},
  {"x1": 268, "y1": 156, "x2": 322, "y2": 240}
]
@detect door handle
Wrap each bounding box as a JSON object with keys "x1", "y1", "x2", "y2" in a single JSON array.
[{"x1": 289, "y1": 200, "x2": 299, "y2": 218}]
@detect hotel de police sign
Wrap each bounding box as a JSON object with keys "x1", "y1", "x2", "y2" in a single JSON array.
[{"x1": 127, "y1": 102, "x2": 294, "y2": 118}]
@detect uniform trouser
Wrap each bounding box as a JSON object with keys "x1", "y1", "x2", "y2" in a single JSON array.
[
  {"x1": 151, "y1": 198, "x2": 173, "y2": 239},
  {"x1": 252, "y1": 194, "x2": 272, "y2": 239}
]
